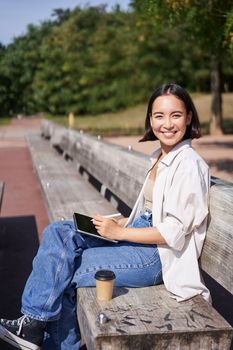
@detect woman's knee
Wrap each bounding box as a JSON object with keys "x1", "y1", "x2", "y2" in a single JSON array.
[{"x1": 41, "y1": 220, "x2": 74, "y2": 242}]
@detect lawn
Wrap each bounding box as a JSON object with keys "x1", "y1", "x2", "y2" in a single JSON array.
[
  {"x1": 39, "y1": 92, "x2": 233, "y2": 136},
  {"x1": 0, "y1": 117, "x2": 11, "y2": 126}
]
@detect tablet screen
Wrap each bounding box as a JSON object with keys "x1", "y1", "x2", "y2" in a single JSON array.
[
  {"x1": 73, "y1": 212, "x2": 118, "y2": 243},
  {"x1": 73, "y1": 212, "x2": 99, "y2": 235}
]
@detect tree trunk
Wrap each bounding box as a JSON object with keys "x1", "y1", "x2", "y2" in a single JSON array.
[{"x1": 210, "y1": 56, "x2": 223, "y2": 135}]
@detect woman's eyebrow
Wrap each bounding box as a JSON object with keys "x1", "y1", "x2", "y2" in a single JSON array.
[
  {"x1": 152, "y1": 111, "x2": 164, "y2": 115},
  {"x1": 152, "y1": 110, "x2": 183, "y2": 115}
]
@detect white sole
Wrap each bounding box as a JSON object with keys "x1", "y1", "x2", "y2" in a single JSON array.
[{"x1": 0, "y1": 325, "x2": 41, "y2": 350}]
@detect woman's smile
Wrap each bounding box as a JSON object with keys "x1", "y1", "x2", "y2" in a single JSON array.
[{"x1": 162, "y1": 130, "x2": 177, "y2": 137}]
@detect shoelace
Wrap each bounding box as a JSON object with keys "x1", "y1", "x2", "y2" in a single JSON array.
[
  {"x1": 4, "y1": 315, "x2": 31, "y2": 336},
  {"x1": 17, "y1": 315, "x2": 30, "y2": 336}
]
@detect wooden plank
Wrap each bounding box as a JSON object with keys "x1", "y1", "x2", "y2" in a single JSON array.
[
  {"x1": 50, "y1": 125, "x2": 67, "y2": 148},
  {"x1": 40, "y1": 119, "x2": 67, "y2": 147},
  {"x1": 77, "y1": 285, "x2": 233, "y2": 350},
  {"x1": 52, "y1": 127, "x2": 150, "y2": 210},
  {"x1": 27, "y1": 134, "x2": 117, "y2": 222},
  {"x1": 0, "y1": 181, "x2": 4, "y2": 213},
  {"x1": 40, "y1": 119, "x2": 60, "y2": 140},
  {"x1": 200, "y1": 177, "x2": 233, "y2": 294}
]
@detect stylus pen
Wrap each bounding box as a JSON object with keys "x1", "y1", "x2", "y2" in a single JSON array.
[{"x1": 104, "y1": 213, "x2": 122, "y2": 218}]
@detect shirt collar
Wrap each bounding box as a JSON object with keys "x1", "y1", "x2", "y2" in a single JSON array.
[{"x1": 151, "y1": 139, "x2": 192, "y2": 167}]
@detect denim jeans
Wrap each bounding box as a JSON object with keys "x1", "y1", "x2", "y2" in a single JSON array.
[{"x1": 21, "y1": 210, "x2": 162, "y2": 350}]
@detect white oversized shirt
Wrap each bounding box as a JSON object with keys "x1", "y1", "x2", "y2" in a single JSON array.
[{"x1": 126, "y1": 139, "x2": 211, "y2": 302}]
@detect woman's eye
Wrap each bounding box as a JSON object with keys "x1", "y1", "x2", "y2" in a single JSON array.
[
  {"x1": 173, "y1": 114, "x2": 182, "y2": 118},
  {"x1": 154, "y1": 115, "x2": 163, "y2": 119}
]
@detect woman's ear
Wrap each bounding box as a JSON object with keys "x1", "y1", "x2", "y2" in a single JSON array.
[{"x1": 186, "y1": 112, "x2": 192, "y2": 125}]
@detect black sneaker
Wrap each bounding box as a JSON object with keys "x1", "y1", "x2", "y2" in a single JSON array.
[{"x1": 0, "y1": 315, "x2": 46, "y2": 350}]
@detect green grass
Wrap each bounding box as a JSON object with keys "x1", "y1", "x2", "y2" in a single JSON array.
[
  {"x1": 45, "y1": 92, "x2": 233, "y2": 136},
  {"x1": 0, "y1": 117, "x2": 11, "y2": 126},
  {"x1": 45, "y1": 104, "x2": 147, "y2": 136}
]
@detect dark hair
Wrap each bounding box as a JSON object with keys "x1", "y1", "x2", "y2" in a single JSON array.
[{"x1": 139, "y1": 83, "x2": 201, "y2": 142}]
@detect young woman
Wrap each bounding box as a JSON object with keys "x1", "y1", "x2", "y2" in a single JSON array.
[{"x1": 0, "y1": 83, "x2": 210, "y2": 350}]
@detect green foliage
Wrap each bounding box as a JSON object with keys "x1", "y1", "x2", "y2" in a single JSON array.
[
  {"x1": 225, "y1": 6, "x2": 233, "y2": 52},
  {"x1": 0, "y1": 3, "x2": 232, "y2": 117},
  {"x1": 131, "y1": 0, "x2": 233, "y2": 63},
  {"x1": 0, "y1": 116, "x2": 11, "y2": 125},
  {"x1": 0, "y1": 21, "x2": 53, "y2": 115}
]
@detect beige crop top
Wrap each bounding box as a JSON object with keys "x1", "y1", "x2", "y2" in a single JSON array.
[{"x1": 143, "y1": 177, "x2": 154, "y2": 210}]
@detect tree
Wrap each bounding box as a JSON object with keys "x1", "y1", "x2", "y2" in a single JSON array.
[
  {"x1": 51, "y1": 8, "x2": 71, "y2": 24},
  {"x1": 0, "y1": 3, "x2": 231, "y2": 118},
  {"x1": 0, "y1": 21, "x2": 53, "y2": 116},
  {"x1": 130, "y1": 0, "x2": 233, "y2": 135}
]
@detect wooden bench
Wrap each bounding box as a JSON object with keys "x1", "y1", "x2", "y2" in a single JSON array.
[
  {"x1": 0, "y1": 181, "x2": 4, "y2": 214},
  {"x1": 27, "y1": 134, "x2": 117, "y2": 220},
  {"x1": 28, "y1": 120, "x2": 233, "y2": 349}
]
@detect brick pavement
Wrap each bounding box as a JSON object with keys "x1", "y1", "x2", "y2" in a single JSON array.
[{"x1": 0, "y1": 118, "x2": 49, "y2": 239}]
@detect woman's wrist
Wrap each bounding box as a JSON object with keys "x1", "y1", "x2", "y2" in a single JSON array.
[
  {"x1": 117, "y1": 217, "x2": 128, "y2": 227},
  {"x1": 118, "y1": 226, "x2": 128, "y2": 241}
]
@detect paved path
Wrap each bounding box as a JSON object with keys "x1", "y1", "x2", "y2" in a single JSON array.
[{"x1": 0, "y1": 118, "x2": 49, "y2": 239}]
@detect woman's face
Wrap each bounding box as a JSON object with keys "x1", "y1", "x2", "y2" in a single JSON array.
[{"x1": 150, "y1": 94, "x2": 192, "y2": 155}]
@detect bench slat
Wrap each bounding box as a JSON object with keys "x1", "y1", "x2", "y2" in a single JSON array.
[
  {"x1": 45, "y1": 125, "x2": 150, "y2": 210},
  {"x1": 77, "y1": 285, "x2": 233, "y2": 350},
  {"x1": 200, "y1": 177, "x2": 233, "y2": 294},
  {"x1": 27, "y1": 134, "x2": 116, "y2": 222}
]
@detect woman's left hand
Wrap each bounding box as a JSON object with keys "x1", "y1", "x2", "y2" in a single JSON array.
[{"x1": 92, "y1": 215, "x2": 125, "y2": 241}]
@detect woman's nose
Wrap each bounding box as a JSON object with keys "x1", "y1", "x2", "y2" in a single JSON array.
[{"x1": 163, "y1": 117, "x2": 173, "y2": 128}]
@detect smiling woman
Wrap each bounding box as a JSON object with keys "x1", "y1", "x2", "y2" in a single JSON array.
[{"x1": 0, "y1": 83, "x2": 211, "y2": 350}]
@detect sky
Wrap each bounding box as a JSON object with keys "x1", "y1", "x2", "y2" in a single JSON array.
[{"x1": 0, "y1": 0, "x2": 130, "y2": 46}]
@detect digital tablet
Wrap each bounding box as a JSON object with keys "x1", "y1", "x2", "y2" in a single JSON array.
[{"x1": 73, "y1": 212, "x2": 118, "y2": 243}]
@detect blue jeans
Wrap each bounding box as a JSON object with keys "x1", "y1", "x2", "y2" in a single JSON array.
[{"x1": 21, "y1": 210, "x2": 162, "y2": 350}]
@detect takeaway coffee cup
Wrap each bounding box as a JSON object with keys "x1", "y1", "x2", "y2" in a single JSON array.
[{"x1": 95, "y1": 270, "x2": 116, "y2": 301}]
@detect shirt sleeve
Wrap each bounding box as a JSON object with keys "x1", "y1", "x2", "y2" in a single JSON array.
[{"x1": 156, "y1": 158, "x2": 209, "y2": 251}]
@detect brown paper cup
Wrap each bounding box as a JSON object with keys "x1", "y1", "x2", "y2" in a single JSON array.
[{"x1": 95, "y1": 270, "x2": 116, "y2": 301}]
